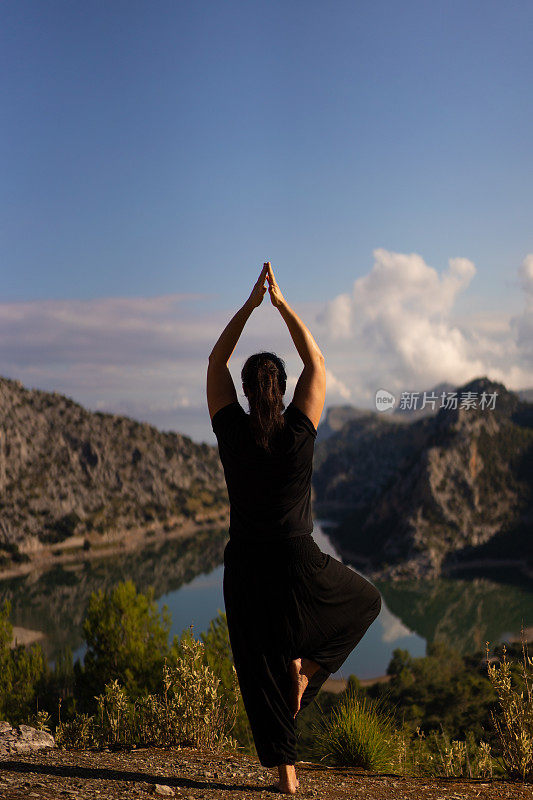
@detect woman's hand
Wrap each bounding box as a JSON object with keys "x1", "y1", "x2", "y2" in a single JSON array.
[
  {"x1": 266, "y1": 262, "x2": 286, "y2": 309},
  {"x1": 246, "y1": 263, "x2": 268, "y2": 309}
]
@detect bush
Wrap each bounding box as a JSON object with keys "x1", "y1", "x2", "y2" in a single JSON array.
[
  {"x1": 0, "y1": 598, "x2": 47, "y2": 723},
  {"x1": 396, "y1": 727, "x2": 494, "y2": 778},
  {"x1": 55, "y1": 634, "x2": 240, "y2": 752},
  {"x1": 199, "y1": 611, "x2": 255, "y2": 757},
  {"x1": 306, "y1": 668, "x2": 496, "y2": 777},
  {"x1": 160, "y1": 631, "x2": 239, "y2": 749},
  {"x1": 55, "y1": 712, "x2": 97, "y2": 749},
  {"x1": 77, "y1": 580, "x2": 171, "y2": 711},
  {"x1": 372, "y1": 642, "x2": 496, "y2": 741},
  {"x1": 487, "y1": 636, "x2": 533, "y2": 781}
]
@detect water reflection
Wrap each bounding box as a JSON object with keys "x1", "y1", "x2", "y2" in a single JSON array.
[
  {"x1": 0, "y1": 526, "x2": 228, "y2": 665},
  {"x1": 1, "y1": 522, "x2": 531, "y2": 681},
  {"x1": 376, "y1": 572, "x2": 533, "y2": 656}
]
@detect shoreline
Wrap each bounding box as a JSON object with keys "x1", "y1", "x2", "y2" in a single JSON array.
[
  {"x1": 3, "y1": 511, "x2": 530, "y2": 585},
  {"x1": 322, "y1": 674, "x2": 391, "y2": 694},
  {"x1": 332, "y1": 546, "x2": 532, "y2": 583},
  {"x1": 0, "y1": 511, "x2": 230, "y2": 582}
]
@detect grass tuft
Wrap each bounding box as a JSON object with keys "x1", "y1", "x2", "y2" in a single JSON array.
[{"x1": 311, "y1": 683, "x2": 397, "y2": 770}]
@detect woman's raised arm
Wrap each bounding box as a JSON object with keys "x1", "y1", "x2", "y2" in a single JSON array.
[
  {"x1": 266, "y1": 263, "x2": 326, "y2": 430},
  {"x1": 206, "y1": 264, "x2": 268, "y2": 420}
]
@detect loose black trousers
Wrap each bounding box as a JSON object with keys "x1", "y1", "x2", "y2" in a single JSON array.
[{"x1": 222, "y1": 533, "x2": 382, "y2": 768}]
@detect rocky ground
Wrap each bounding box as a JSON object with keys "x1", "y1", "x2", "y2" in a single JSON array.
[{"x1": 0, "y1": 744, "x2": 531, "y2": 800}]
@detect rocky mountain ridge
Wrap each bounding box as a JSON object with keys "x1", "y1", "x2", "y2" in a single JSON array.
[
  {"x1": 1, "y1": 374, "x2": 532, "y2": 583},
  {"x1": 314, "y1": 376, "x2": 533, "y2": 580},
  {"x1": 0, "y1": 376, "x2": 227, "y2": 565}
]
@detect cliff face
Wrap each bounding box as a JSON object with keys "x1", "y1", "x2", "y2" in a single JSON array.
[
  {"x1": 0, "y1": 377, "x2": 227, "y2": 560},
  {"x1": 2, "y1": 374, "x2": 531, "y2": 581},
  {"x1": 314, "y1": 377, "x2": 533, "y2": 579}
]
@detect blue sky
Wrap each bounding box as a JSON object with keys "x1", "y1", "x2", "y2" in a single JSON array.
[{"x1": 2, "y1": 1, "x2": 532, "y2": 441}]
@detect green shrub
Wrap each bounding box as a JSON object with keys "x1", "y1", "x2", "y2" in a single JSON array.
[
  {"x1": 55, "y1": 635, "x2": 240, "y2": 752},
  {"x1": 55, "y1": 712, "x2": 97, "y2": 749},
  {"x1": 77, "y1": 580, "x2": 171, "y2": 710},
  {"x1": 27, "y1": 710, "x2": 53, "y2": 733},
  {"x1": 311, "y1": 684, "x2": 397, "y2": 770},
  {"x1": 487, "y1": 637, "x2": 533, "y2": 781},
  {"x1": 307, "y1": 672, "x2": 496, "y2": 778},
  {"x1": 371, "y1": 642, "x2": 496, "y2": 741},
  {"x1": 160, "y1": 632, "x2": 239, "y2": 749},
  {"x1": 396, "y1": 727, "x2": 494, "y2": 778},
  {"x1": 0, "y1": 598, "x2": 47, "y2": 723},
  {"x1": 199, "y1": 611, "x2": 255, "y2": 757}
]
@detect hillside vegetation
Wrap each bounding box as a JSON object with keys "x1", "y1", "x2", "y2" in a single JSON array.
[{"x1": 0, "y1": 376, "x2": 227, "y2": 565}]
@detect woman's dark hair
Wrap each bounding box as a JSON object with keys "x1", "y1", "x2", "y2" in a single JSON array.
[{"x1": 241, "y1": 351, "x2": 287, "y2": 452}]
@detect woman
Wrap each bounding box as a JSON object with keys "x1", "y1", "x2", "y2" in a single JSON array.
[{"x1": 206, "y1": 263, "x2": 382, "y2": 795}]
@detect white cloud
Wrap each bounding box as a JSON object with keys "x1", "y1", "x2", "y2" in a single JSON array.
[
  {"x1": 0, "y1": 293, "x2": 324, "y2": 441},
  {"x1": 509, "y1": 254, "x2": 533, "y2": 369},
  {"x1": 380, "y1": 608, "x2": 416, "y2": 643},
  {"x1": 1, "y1": 250, "x2": 532, "y2": 443},
  {"x1": 326, "y1": 369, "x2": 351, "y2": 400},
  {"x1": 520, "y1": 254, "x2": 533, "y2": 296},
  {"x1": 285, "y1": 369, "x2": 351, "y2": 403},
  {"x1": 319, "y1": 248, "x2": 533, "y2": 397},
  {"x1": 325, "y1": 293, "x2": 352, "y2": 339}
]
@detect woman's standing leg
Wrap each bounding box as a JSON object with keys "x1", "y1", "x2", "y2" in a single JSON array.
[{"x1": 223, "y1": 564, "x2": 298, "y2": 769}]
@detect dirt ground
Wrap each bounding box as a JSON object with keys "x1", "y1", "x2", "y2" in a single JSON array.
[{"x1": 0, "y1": 744, "x2": 531, "y2": 800}]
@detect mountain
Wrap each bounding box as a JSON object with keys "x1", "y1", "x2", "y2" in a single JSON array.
[
  {"x1": 519, "y1": 387, "x2": 533, "y2": 403},
  {"x1": 391, "y1": 380, "x2": 457, "y2": 419},
  {"x1": 0, "y1": 376, "x2": 227, "y2": 566},
  {"x1": 314, "y1": 376, "x2": 533, "y2": 580},
  {"x1": 2, "y1": 373, "x2": 532, "y2": 582},
  {"x1": 315, "y1": 405, "x2": 380, "y2": 442},
  {"x1": 316, "y1": 381, "x2": 458, "y2": 442}
]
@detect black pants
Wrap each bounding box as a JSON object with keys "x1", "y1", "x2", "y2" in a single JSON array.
[{"x1": 222, "y1": 533, "x2": 382, "y2": 768}]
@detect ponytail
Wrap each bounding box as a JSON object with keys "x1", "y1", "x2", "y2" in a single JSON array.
[{"x1": 241, "y1": 352, "x2": 287, "y2": 452}]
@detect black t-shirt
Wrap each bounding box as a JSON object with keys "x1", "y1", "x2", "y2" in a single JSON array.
[{"x1": 212, "y1": 400, "x2": 317, "y2": 543}]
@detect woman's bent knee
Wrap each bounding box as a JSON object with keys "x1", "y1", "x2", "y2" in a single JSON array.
[
  {"x1": 369, "y1": 589, "x2": 382, "y2": 621},
  {"x1": 360, "y1": 584, "x2": 381, "y2": 622}
]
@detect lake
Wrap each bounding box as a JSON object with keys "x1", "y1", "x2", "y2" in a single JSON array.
[{"x1": 2, "y1": 521, "x2": 531, "y2": 681}]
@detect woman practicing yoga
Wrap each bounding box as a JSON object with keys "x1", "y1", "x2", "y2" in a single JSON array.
[{"x1": 206, "y1": 262, "x2": 382, "y2": 795}]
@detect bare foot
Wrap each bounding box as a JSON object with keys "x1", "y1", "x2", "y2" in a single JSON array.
[
  {"x1": 275, "y1": 764, "x2": 299, "y2": 794},
  {"x1": 289, "y1": 658, "x2": 308, "y2": 717},
  {"x1": 274, "y1": 776, "x2": 300, "y2": 794},
  {"x1": 289, "y1": 656, "x2": 321, "y2": 717}
]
